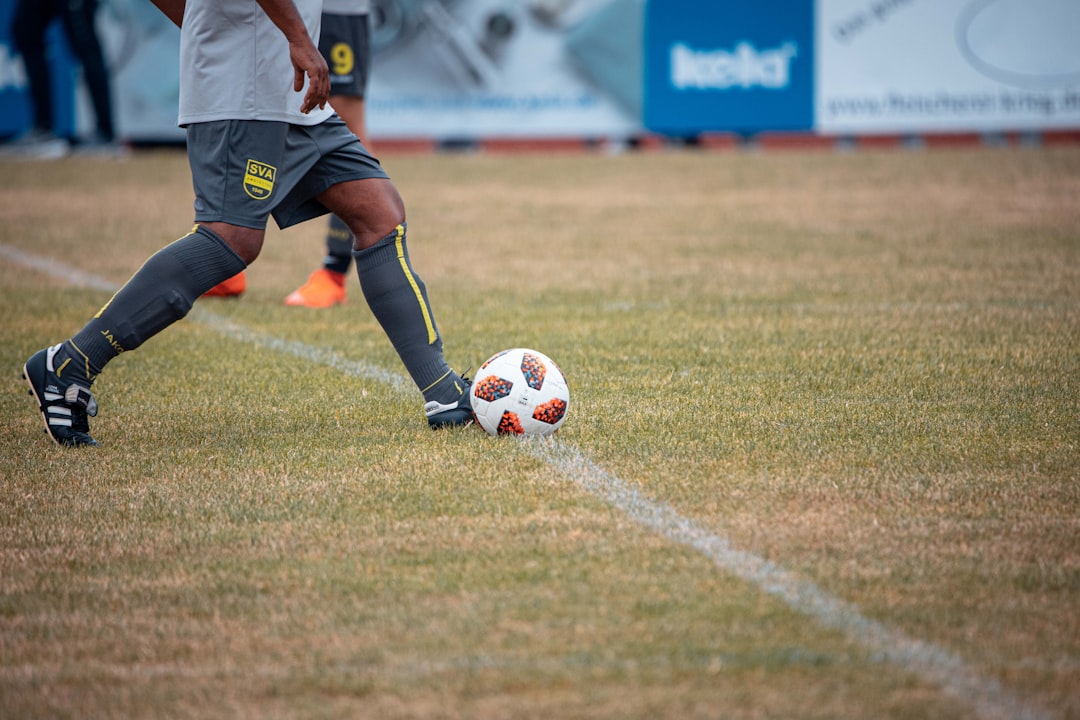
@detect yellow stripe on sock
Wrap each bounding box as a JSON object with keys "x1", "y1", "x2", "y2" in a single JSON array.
[
  {"x1": 421, "y1": 369, "x2": 453, "y2": 395},
  {"x1": 66, "y1": 340, "x2": 94, "y2": 380},
  {"x1": 394, "y1": 224, "x2": 437, "y2": 345}
]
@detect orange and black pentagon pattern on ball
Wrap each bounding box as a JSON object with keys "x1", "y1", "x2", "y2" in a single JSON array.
[
  {"x1": 474, "y1": 375, "x2": 513, "y2": 403},
  {"x1": 497, "y1": 411, "x2": 525, "y2": 435},
  {"x1": 532, "y1": 397, "x2": 567, "y2": 426},
  {"x1": 520, "y1": 352, "x2": 547, "y2": 390}
]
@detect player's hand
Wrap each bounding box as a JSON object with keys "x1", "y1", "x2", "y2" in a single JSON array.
[{"x1": 291, "y1": 38, "x2": 329, "y2": 113}]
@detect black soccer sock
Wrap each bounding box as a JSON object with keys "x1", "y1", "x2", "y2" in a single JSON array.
[
  {"x1": 322, "y1": 214, "x2": 353, "y2": 275},
  {"x1": 61, "y1": 225, "x2": 247, "y2": 381},
  {"x1": 354, "y1": 223, "x2": 464, "y2": 403}
]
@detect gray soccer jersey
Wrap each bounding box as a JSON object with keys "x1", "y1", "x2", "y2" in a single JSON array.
[{"x1": 178, "y1": 0, "x2": 335, "y2": 126}]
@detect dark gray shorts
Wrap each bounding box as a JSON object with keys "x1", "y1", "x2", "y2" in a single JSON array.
[
  {"x1": 186, "y1": 116, "x2": 388, "y2": 230},
  {"x1": 321, "y1": 12, "x2": 371, "y2": 98}
]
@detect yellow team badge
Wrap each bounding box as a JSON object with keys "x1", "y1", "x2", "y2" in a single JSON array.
[{"x1": 243, "y1": 159, "x2": 276, "y2": 200}]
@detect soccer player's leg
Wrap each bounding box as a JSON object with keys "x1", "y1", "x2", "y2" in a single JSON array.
[
  {"x1": 23, "y1": 120, "x2": 278, "y2": 446},
  {"x1": 24, "y1": 225, "x2": 248, "y2": 446},
  {"x1": 354, "y1": 222, "x2": 472, "y2": 427},
  {"x1": 285, "y1": 9, "x2": 371, "y2": 308},
  {"x1": 319, "y1": 177, "x2": 472, "y2": 427}
]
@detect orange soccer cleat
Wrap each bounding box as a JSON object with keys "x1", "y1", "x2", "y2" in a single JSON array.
[
  {"x1": 284, "y1": 268, "x2": 347, "y2": 308},
  {"x1": 202, "y1": 270, "x2": 247, "y2": 298}
]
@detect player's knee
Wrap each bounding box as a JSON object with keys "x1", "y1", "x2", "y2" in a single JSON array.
[
  {"x1": 352, "y1": 221, "x2": 406, "y2": 252},
  {"x1": 201, "y1": 222, "x2": 264, "y2": 264}
]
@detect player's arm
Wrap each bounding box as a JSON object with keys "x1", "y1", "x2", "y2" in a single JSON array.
[
  {"x1": 255, "y1": 0, "x2": 330, "y2": 113},
  {"x1": 148, "y1": 0, "x2": 185, "y2": 27}
]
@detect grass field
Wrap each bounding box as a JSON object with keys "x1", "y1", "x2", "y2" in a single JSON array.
[{"x1": 1, "y1": 144, "x2": 1078, "y2": 719}]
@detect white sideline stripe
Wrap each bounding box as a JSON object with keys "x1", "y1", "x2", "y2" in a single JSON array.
[
  {"x1": 5, "y1": 244, "x2": 1049, "y2": 720},
  {"x1": 527, "y1": 439, "x2": 1047, "y2": 720},
  {"x1": 1, "y1": 245, "x2": 117, "y2": 293},
  {"x1": 196, "y1": 313, "x2": 410, "y2": 392}
]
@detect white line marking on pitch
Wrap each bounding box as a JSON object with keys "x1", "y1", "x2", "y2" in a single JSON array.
[{"x1": 3, "y1": 244, "x2": 1050, "y2": 720}]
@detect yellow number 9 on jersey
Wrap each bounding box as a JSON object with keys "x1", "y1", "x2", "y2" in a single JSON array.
[{"x1": 330, "y1": 42, "x2": 354, "y2": 76}]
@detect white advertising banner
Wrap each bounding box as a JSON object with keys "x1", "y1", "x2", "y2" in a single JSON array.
[
  {"x1": 365, "y1": 0, "x2": 643, "y2": 139},
  {"x1": 24, "y1": 0, "x2": 643, "y2": 143},
  {"x1": 816, "y1": 0, "x2": 1080, "y2": 134}
]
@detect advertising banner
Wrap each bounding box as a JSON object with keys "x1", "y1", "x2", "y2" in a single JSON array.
[
  {"x1": 816, "y1": 0, "x2": 1080, "y2": 134},
  {"x1": 1, "y1": 0, "x2": 644, "y2": 143},
  {"x1": 2, "y1": 0, "x2": 1077, "y2": 143},
  {"x1": 643, "y1": 0, "x2": 814, "y2": 135},
  {"x1": 365, "y1": 0, "x2": 643, "y2": 139}
]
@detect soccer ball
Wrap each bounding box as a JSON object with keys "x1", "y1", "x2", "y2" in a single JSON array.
[{"x1": 470, "y1": 348, "x2": 570, "y2": 436}]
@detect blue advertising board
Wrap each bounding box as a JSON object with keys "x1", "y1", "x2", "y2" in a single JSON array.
[
  {"x1": 0, "y1": 0, "x2": 77, "y2": 139},
  {"x1": 644, "y1": 0, "x2": 814, "y2": 135}
]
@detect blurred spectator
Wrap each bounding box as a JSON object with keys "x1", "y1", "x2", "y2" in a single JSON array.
[{"x1": 5, "y1": 0, "x2": 119, "y2": 158}]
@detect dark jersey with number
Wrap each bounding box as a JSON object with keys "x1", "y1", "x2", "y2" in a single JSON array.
[{"x1": 320, "y1": 11, "x2": 372, "y2": 98}]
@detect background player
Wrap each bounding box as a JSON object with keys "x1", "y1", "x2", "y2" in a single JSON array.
[{"x1": 285, "y1": 0, "x2": 373, "y2": 307}]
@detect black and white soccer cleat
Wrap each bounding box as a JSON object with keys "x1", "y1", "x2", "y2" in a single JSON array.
[{"x1": 23, "y1": 344, "x2": 100, "y2": 447}]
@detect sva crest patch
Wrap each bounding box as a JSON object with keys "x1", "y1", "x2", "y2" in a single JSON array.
[{"x1": 243, "y1": 159, "x2": 276, "y2": 200}]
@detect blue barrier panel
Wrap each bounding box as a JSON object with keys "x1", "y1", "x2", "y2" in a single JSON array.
[
  {"x1": 0, "y1": 0, "x2": 76, "y2": 139},
  {"x1": 644, "y1": 0, "x2": 814, "y2": 135}
]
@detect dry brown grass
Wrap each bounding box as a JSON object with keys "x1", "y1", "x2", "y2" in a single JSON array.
[{"x1": 1, "y1": 145, "x2": 1078, "y2": 719}]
